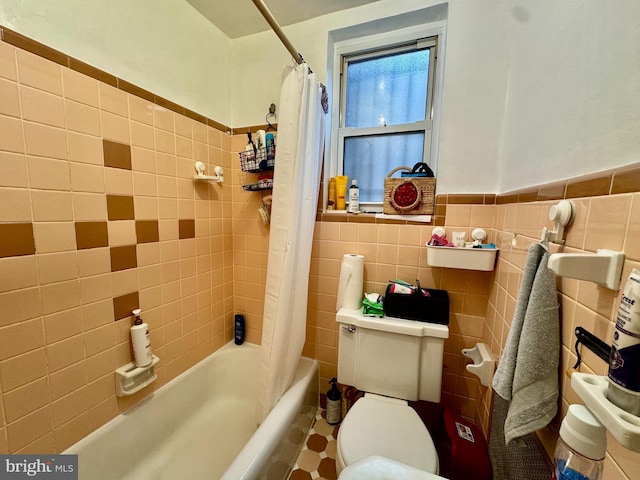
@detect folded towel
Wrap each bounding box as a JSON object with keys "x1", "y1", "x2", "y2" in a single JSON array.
[{"x1": 492, "y1": 243, "x2": 560, "y2": 444}]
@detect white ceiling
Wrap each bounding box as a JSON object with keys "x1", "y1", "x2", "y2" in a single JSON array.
[{"x1": 186, "y1": 0, "x2": 382, "y2": 38}]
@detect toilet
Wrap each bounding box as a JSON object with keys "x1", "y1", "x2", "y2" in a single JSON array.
[{"x1": 335, "y1": 308, "x2": 449, "y2": 477}]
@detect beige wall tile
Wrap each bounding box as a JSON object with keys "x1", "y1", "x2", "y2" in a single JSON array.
[
  {"x1": 0, "y1": 152, "x2": 28, "y2": 187},
  {"x1": 0, "y1": 42, "x2": 17, "y2": 81},
  {"x1": 51, "y1": 386, "x2": 88, "y2": 428},
  {"x1": 0, "y1": 188, "x2": 31, "y2": 222},
  {"x1": 83, "y1": 324, "x2": 115, "y2": 357},
  {"x1": 79, "y1": 274, "x2": 112, "y2": 304},
  {"x1": 129, "y1": 95, "x2": 153, "y2": 125},
  {"x1": 0, "y1": 318, "x2": 45, "y2": 361},
  {"x1": 0, "y1": 287, "x2": 42, "y2": 327},
  {"x1": 65, "y1": 99, "x2": 101, "y2": 136},
  {"x1": 43, "y1": 308, "x2": 83, "y2": 344},
  {"x1": 99, "y1": 83, "x2": 128, "y2": 117},
  {"x1": 107, "y1": 220, "x2": 136, "y2": 247},
  {"x1": 62, "y1": 68, "x2": 99, "y2": 107},
  {"x1": 31, "y1": 191, "x2": 73, "y2": 221},
  {"x1": 5, "y1": 405, "x2": 53, "y2": 452},
  {"x1": 77, "y1": 248, "x2": 110, "y2": 278},
  {"x1": 37, "y1": 251, "x2": 78, "y2": 285},
  {"x1": 16, "y1": 49, "x2": 62, "y2": 95},
  {"x1": 0, "y1": 77, "x2": 20, "y2": 117},
  {"x1": 155, "y1": 129, "x2": 175, "y2": 155},
  {"x1": 3, "y1": 377, "x2": 50, "y2": 423},
  {"x1": 153, "y1": 106, "x2": 174, "y2": 132},
  {"x1": 46, "y1": 336, "x2": 84, "y2": 374},
  {"x1": 23, "y1": 122, "x2": 67, "y2": 160},
  {"x1": 70, "y1": 163, "x2": 105, "y2": 193},
  {"x1": 131, "y1": 146, "x2": 156, "y2": 173},
  {"x1": 133, "y1": 171, "x2": 158, "y2": 197},
  {"x1": 49, "y1": 361, "x2": 86, "y2": 400},
  {"x1": 72, "y1": 193, "x2": 107, "y2": 222},
  {"x1": 0, "y1": 255, "x2": 37, "y2": 292},
  {"x1": 104, "y1": 167, "x2": 133, "y2": 195},
  {"x1": 111, "y1": 269, "x2": 138, "y2": 297},
  {"x1": 40, "y1": 279, "x2": 80, "y2": 316},
  {"x1": 156, "y1": 152, "x2": 177, "y2": 177},
  {"x1": 584, "y1": 195, "x2": 631, "y2": 252},
  {"x1": 101, "y1": 111, "x2": 130, "y2": 144},
  {"x1": 67, "y1": 131, "x2": 103, "y2": 165},
  {"x1": 53, "y1": 411, "x2": 91, "y2": 452},
  {"x1": 20, "y1": 86, "x2": 64, "y2": 128},
  {"x1": 0, "y1": 348, "x2": 48, "y2": 392},
  {"x1": 130, "y1": 120, "x2": 155, "y2": 149},
  {"x1": 0, "y1": 115, "x2": 25, "y2": 153},
  {"x1": 81, "y1": 299, "x2": 114, "y2": 330},
  {"x1": 625, "y1": 194, "x2": 640, "y2": 262},
  {"x1": 27, "y1": 156, "x2": 71, "y2": 191}
]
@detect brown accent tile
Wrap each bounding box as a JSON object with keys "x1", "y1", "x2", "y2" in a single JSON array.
[
  {"x1": 112, "y1": 291, "x2": 139, "y2": 321},
  {"x1": 307, "y1": 433, "x2": 328, "y2": 452},
  {"x1": 483, "y1": 194, "x2": 497, "y2": 204},
  {"x1": 517, "y1": 188, "x2": 539, "y2": 203},
  {"x1": 183, "y1": 108, "x2": 207, "y2": 125},
  {"x1": 103, "y1": 140, "x2": 132, "y2": 170},
  {"x1": 106, "y1": 195, "x2": 135, "y2": 221},
  {"x1": 155, "y1": 96, "x2": 185, "y2": 116},
  {"x1": 117, "y1": 79, "x2": 155, "y2": 103},
  {"x1": 1, "y1": 27, "x2": 67, "y2": 67},
  {"x1": 565, "y1": 174, "x2": 612, "y2": 198},
  {"x1": 496, "y1": 193, "x2": 519, "y2": 205},
  {"x1": 435, "y1": 204, "x2": 447, "y2": 216},
  {"x1": 75, "y1": 222, "x2": 108, "y2": 250},
  {"x1": 435, "y1": 194, "x2": 448, "y2": 205},
  {"x1": 135, "y1": 220, "x2": 159, "y2": 244},
  {"x1": 446, "y1": 194, "x2": 485, "y2": 204},
  {"x1": 434, "y1": 216, "x2": 446, "y2": 226},
  {"x1": 537, "y1": 181, "x2": 566, "y2": 201},
  {"x1": 206, "y1": 118, "x2": 230, "y2": 133},
  {"x1": 322, "y1": 212, "x2": 348, "y2": 223},
  {"x1": 110, "y1": 245, "x2": 137, "y2": 272},
  {"x1": 611, "y1": 164, "x2": 640, "y2": 194},
  {"x1": 317, "y1": 457, "x2": 338, "y2": 480},
  {"x1": 347, "y1": 214, "x2": 375, "y2": 223},
  {"x1": 178, "y1": 219, "x2": 196, "y2": 239},
  {"x1": 68, "y1": 58, "x2": 117, "y2": 87},
  {"x1": 0, "y1": 223, "x2": 35, "y2": 258}
]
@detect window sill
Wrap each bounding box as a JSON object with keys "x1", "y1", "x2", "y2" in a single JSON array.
[{"x1": 317, "y1": 210, "x2": 434, "y2": 225}]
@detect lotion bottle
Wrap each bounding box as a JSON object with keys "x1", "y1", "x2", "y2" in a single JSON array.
[
  {"x1": 131, "y1": 308, "x2": 153, "y2": 367},
  {"x1": 348, "y1": 179, "x2": 359, "y2": 213}
]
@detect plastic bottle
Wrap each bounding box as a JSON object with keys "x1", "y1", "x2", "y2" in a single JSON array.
[
  {"x1": 348, "y1": 179, "x2": 359, "y2": 213},
  {"x1": 130, "y1": 309, "x2": 153, "y2": 368},
  {"x1": 607, "y1": 268, "x2": 640, "y2": 415},
  {"x1": 328, "y1": 177, "x2": 336, "y2": 210},
  {"x1": 553, "y1": 405, "x2": 605, "y2": 480},
  {"x1": 326, "y1": 378, "x2": 343, "y2": 425},
  {"x1": 234, "y1": 314, "x2": 245, "y2": 345}
]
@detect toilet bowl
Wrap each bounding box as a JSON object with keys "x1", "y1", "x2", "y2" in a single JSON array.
[
  {"x1": 336, "y1": 394, "x2": 439, "y2": 475},
  {"x1": 335, "y1": 308, "x2": 449, "y2": 476},
  {"x1": 338, "y1": 456, "x2": 447, "y2": 480}
]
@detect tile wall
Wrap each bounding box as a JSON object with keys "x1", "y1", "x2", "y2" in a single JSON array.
[{"x1": 0, "y1": 37, "x2": 237, "y2": 453}]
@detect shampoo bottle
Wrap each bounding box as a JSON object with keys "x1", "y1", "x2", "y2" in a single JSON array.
[
  {"x1": 131, "y1": 309, "x2": 153, "y2": 368},
  {"x1": 326, "y1": 377, "x2": 343, "y2": 425},
  {"x1": 348, "y1": 179, "x2": 359, "y2": 213}
]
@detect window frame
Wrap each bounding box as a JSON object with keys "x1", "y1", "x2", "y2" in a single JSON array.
[{"x1": 325, "y1": 23, "x2": 447, "y2": 213}]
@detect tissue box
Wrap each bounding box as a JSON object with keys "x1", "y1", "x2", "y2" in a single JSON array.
[{"x1": 383, "y1": 286, "x2": 449, "y2": 324}]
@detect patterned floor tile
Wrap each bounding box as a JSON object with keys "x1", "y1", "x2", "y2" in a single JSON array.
[{"x1": 288, "y1": 409, "x2": 339, "y2": 480}]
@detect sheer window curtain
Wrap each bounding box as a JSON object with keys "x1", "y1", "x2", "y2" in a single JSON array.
[{"x1": 255, "y1": 64, "x2": 325, "y2": 423}]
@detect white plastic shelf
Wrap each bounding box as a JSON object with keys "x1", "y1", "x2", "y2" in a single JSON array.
[{"x1": 571, "y1": 373, "x2": 640, "y2": 452}]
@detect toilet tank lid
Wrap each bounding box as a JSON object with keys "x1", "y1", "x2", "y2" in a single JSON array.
[{"x1": 337, "y1": 308, "x2": 449, "y2": 339}]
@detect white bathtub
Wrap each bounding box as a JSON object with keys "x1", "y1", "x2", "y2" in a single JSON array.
[{"x1": 65, "y1": 342, "x2": 319, "y2": 480}]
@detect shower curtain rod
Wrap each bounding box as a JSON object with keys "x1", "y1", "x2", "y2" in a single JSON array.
[{"x1": 251, "y1": 0, "x2": 305, "y2": 65}]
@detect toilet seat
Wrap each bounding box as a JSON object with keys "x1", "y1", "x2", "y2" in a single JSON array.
[
  {"x1": 336, "y1": 394, "x2": 439, "y2": 474},
  {"x1": 338, "y1": 456, "x2": 447, "y2": 480}
]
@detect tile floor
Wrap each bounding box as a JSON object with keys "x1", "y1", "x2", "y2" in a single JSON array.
[{"x1": 288, "y1": 409, "x2": 339, "y2": 480}]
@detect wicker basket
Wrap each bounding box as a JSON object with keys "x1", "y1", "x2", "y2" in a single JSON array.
[{"x1": 383, "y1": 166, "x2": 436, "y2": 215}]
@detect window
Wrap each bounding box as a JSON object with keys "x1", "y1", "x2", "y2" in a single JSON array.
[{"x1": 327, "y1": 26, "x2": 445, "y2": 213}]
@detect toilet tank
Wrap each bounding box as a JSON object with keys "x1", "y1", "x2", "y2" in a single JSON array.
[{"x1": 336, "y1": 308, "x2": 449, "y2": 402}]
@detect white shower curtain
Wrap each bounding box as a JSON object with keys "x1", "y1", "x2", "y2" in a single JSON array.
[{"x1": 255, "y1": 64, "x2": 325, "y2": 423}]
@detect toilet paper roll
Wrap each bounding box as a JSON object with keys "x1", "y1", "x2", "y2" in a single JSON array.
[{"x1": 336, "y1": 254, "x2": 364, "y2": 311}]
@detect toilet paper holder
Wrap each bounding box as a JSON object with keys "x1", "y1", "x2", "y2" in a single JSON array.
[{"x1": 461, "y1": 343, "x2": 494, "y2": 387}]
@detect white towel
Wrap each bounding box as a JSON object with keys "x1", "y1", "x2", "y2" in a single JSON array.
[{"x1": 492, "y1": 243, "x2": 560, "y2": 444}]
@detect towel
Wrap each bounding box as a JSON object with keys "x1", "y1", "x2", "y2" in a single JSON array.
[{"x1": 492, "y1": 243, "x2": 560, "y2": 444}]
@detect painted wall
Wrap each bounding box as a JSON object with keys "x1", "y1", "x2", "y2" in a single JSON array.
[{"x1": 0, "y1": 0, "x2": 232, "y2": 125}]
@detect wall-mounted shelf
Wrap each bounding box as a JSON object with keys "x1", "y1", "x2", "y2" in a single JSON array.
[
  {"x1": 194, "y1": 161, "x2": 223, "y2": 184},
  {"x1": 547, "y1": 249, "x2": 625, "y2": 290},
  {"x1": 571, "y1": 373, "x2": 640, "y2": 452},
  {"x1": 426, "y1": 245, "x2": 498, "y2": 271},
  {"x1": 115, "y1": 355, "x2": 160, "y2": 397},
  {"x1": 462, "y1": 343, "x2": 494, "y2": 387}
]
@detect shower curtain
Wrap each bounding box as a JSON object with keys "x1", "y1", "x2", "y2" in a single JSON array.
[{"x1": 255, "y1": 63, "x2": 325, "y2": 423}]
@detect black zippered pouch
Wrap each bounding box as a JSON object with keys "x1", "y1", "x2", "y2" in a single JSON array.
[{"x1": 383, "y1": 281, "x2": 449, "y2": 324}]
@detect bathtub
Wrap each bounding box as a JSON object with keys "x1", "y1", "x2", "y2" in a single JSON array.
[{"x1": 65, "y1": 342, "x2": 319, "y2": 480}]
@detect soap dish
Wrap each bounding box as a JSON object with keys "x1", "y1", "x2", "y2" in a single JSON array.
[
  {"x1": 426, "y1": 245, "x2": 498, "y2": 271},
  {"x1": 115, "y1": 355, "x2": 160, "y2": 397}
]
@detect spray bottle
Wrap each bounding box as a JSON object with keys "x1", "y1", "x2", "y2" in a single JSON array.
[{"x1": 326, "y1": 378, "x2": 343, "y2": 425}]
